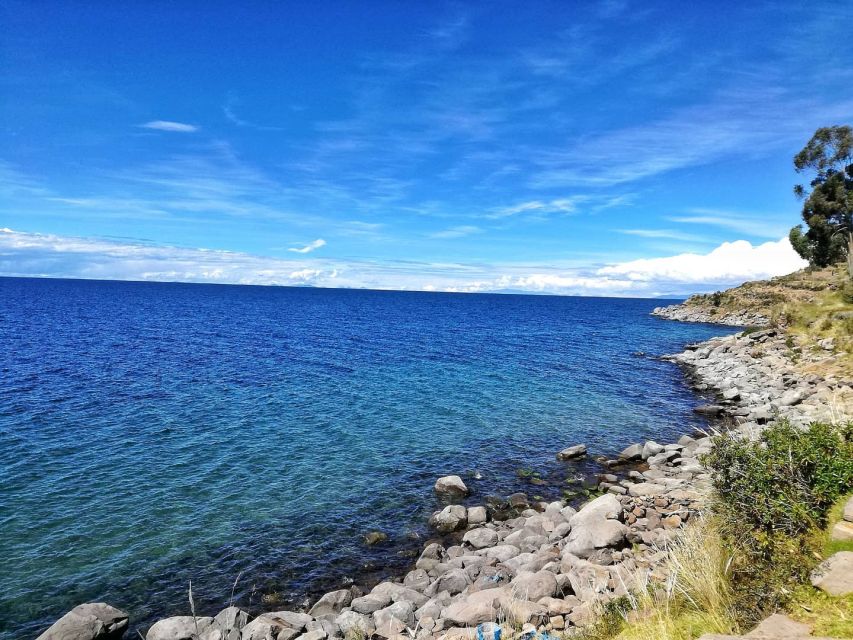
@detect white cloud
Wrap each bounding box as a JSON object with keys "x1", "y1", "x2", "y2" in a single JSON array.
[
  {"x1": 428, "y1": 225, "x2": 481, "y2": 239},
  {"x1": 288, "y1": 238, "x2": 326, "y2": 254},
  {"x1": 618, "y1": 228, "x2": 704, "y2": 242},
  {"x1": 669, "y1": 209, "x2": 790, "y2": 239},
  {"x1": 597, "y1": 237, "x2": 807, "y2": 284},
  {"x1": 0, "y1": 229, "x2": 807, "y2": 298},
  {"x1": 140, "y1": 120, "x2": 199, "y2": 133}
]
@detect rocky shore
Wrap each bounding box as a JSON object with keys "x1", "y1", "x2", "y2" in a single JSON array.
[
  {"x1": 651, "y1": 304, "x2": 769, "y2": 327},
  {"x1": 36, "y1": 310, "x2": 851, "y2": 640}
]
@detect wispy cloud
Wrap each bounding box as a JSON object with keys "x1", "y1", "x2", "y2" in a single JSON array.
[
  {"x1": 428, "y1": 225, "x2": 481, "y2": 239},
  {"x1": 139, "y1": 120, "x2": 198, "y2": 133},
  {"x1": 669, "y1": 208, "x2": 791, "y2": 239},
  {"x1": 288, "y1": 238, "x2": 326, "y2": 253},
  {"x1": 618, "y1": 228, "x2": 705, "y2": 242}
]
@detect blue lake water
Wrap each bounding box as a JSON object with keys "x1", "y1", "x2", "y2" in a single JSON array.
[{"x1": 0, "y1": 278, "x2": 733, "y2": 638}]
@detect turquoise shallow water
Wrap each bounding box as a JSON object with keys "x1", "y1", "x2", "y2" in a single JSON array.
[{"x1": 0, "y1": 278, "x2": 733, "y2": 638}]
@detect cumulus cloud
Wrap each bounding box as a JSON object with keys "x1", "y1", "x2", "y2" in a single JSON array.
[
  {"x1": 139, "y1": 120, "x2": 199, "y2": 133},
  {"x1": 288, "y1": 239, "x2": 326, "y2": 253},
  {"x1": 0, "y1": 229, "x2": 806, "y2": 297},
  {"x1": 597, "y1": 238, "x2": 806, "y2": 285}
]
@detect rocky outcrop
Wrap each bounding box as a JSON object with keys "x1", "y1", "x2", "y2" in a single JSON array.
[
  {"x1": 652, "y1": 304, "x2": 769, "y2": 327},
  {"x1": 666, "y1": 328, "x2": 850, "y2": 427},
  {"x1": 35, "y1": 603, "x2": 129, "y2": 640}
]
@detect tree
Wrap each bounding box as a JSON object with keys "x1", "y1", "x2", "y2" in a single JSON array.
[{"x1": 789, "y1": 125, "x2": 853, "y2": 274}]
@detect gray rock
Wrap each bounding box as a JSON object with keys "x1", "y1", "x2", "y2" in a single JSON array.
[
  {"x1": 36, "y1": 603, "x2": 129, "y2": 640},
  {"x1": 563, "y1": 494, "x2": 627, "y2": 558},
  {"x1": 627, "y1": 482, "x2": 666, "y2": 497},
  {"x1": 403, "y1": 568, "x2": 431, "y2": 592},
  {"x1": 618, "y1": 444, "x2": 643, "y2": 461},
  {"x1": 210, "y1": 607, "x2": 248, "y2": 640},
  {"x1": 429, "y1": 505, "x2": 468, "y2": 533},
  {"x1": 477, "y1": 544, "x2": 521, "y2": 562},
  {"x1": 811, "y1": 552, "x2": 853, "y2": 596},
  {"x1": 241, "y1": 613, "x2": 305, "y2": 640},
  {"x1": 309, "y1": 589, "x2": 353, "y2": 618},
  {"x1": 463, "y1": 527, "x2": 498, "y2": 549},
  {"x1": 431, "y1": 568, "x2": 471, "y2": 595},
  {"x1": 747, "y1": 613, "x2": 811, "y2": 638},
  {"x1": 509, "y1": 570, "x2": 557, "y2": 601},
  {"x1": 467, "y1": 505, "x2": 488, "y2": 525},
  {"x1": 434, "y1": 475, "x2": 469, "y2": 496},
  {"x1": 334, "y1": 611, "x2": 374, "y2": 638},
  {"x1": 556, "y1": 444, "x2": 587, "y2": 460},
  {"x1": 147, "y1": 616, "x2": 214, "y2": 640},
  {"x1": 372, "y1": 602, "x2": 414, "y2": 638},
  {"x1": 371, "y1": 582, "x2": 429, "y2": 608},
  {"x1": 351, "y1": 592, "x2": 392, "y2": 615},
  {"x1": 641, "y1": 441, "x2": 664, "y2": 459},
  {"x1": 441, "y1": 588, "x2": 505, "y2": 626},
  {"x1": 844, "y1": 496, "x2": 853, "y2": 522}
]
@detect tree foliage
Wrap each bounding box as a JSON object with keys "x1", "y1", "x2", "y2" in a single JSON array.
[{"x1": 789, "y1": 125, "x2": 853, "y2": 269}]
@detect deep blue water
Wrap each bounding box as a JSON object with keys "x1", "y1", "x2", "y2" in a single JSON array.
[{"x1": 0, "y1": 278, "x2": 733, "y2": 639}]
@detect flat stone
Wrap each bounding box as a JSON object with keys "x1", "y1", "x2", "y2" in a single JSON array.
[
  {"x1": 628, "y1": 482, "x2": 666, "y2": 497},
  {"x1": 831, "y1": 520, "x2": 853, "y2": 542},
  {"x1": 746, "y1": 613, "x2": 811, "y2": 637},
  {"x1": 811, "y1": 551, "x2": 853, "y2": 596},
  {"x1": 556, "y1": 444, "x2": 587, "y2": 460},
  {"x1": 36, "y1": 603, "x2": 129, "y2": 640},
  {"x1": 843, "y1": 496, "x2": 853, "y2": 522}
]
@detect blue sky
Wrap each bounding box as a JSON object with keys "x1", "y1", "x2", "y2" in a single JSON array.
[{"x1": 1, "y1": 1, "x2": 851, "y2": 295}]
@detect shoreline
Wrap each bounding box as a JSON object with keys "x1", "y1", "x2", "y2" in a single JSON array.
[{"x1": 37, "y1": 315, "x2": 847, "y2": 640}]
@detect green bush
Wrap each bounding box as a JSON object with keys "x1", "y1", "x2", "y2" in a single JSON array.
[{"x1": 703, "y1": 421, "x2": 853, "y2": 624}]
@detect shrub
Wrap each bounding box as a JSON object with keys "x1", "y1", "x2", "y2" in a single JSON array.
[{"x1": 703, "y1": 421, "x2": 853, "y2": 624}]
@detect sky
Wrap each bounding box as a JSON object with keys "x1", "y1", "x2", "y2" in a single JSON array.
[{"x1": 1, "y1": 1, "x2": 851, "y2": 297}]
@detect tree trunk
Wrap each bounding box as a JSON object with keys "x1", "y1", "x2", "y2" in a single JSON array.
[{"x1": 848, "y1": 232, "x2": 853, "y2": 279}]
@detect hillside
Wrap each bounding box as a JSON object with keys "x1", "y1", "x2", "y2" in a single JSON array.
[{"x1": 658, "y1": 265, "x2": 853, "y2": 379}]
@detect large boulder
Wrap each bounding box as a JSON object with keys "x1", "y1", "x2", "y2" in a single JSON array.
[
  {"x1": 211, "y1": 607, "x2": 248, "y2": 640},
  {"x1": 563, "y1": 494, "x2": 627, "y2": 558},
  {"x1": 509, "y1": 571, "x2": 557, "y2": 602},
  {"x1": 334, "y1": 611, "x2": 374, "y2": 638},
  {"x1": 810, "y1": 551, "x2": 853, "y2": 596},
  {"x1": 372, "y1": 601, "x2": 414, "y2": 638},
  {"x1": 351, "y1": 592, "x2": 392, "y2": 615},
  {"x1": 146, "y1": 616, "x2": 214, "y2": 640},
  {"x1": 618, "y1": 444, "x2": 643, "y2": 461},
  {"x1": 430, "y1": 568, "x2": 471, "y2": 596},
  {"x1": 308, "y1": 589, "x2": 353, "y2": 618},
  {"x1": 463, "y1": 527, "x2": 498, "y2": 549},
  {"x1": 429, "y1": 505, "x2": 468, "y2": 533},
  {"x1": 441, "y1": 589, "x2": 505, "y2": 626},
  {"x1": 434, "y1": 476, "x2": 469, "y2": 496},
  {"x1": 36, "y1": 603, "x2": 129, "y2": 640},
  {"x1": 241, "y1": 611, "x2": 312, "y2": 640}
]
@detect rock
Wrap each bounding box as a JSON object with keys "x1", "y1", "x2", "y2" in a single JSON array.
[
  {"x1": 641, "y1": 441, "x2": 664, "y2": 459},
  {"x1": 147, "y1": 616, "x2": 213, "y2": 640},
  {"x1": 478, "y1": 544, "x2": 521, "y2": 562},
  {"x1": 294, "y1": 629, "x2": 326, "y2": 640},
  {"x1": 241, "y1": 612, "x2": 307, "y2": 640},
  {"x1": 334, "y1": 611, "x2": 374, "y2": 638},
  {"x1": 618, "y1": 444, "x2": 643, "y2": 461},
  {"x1": 351, "y1": 593, "x2": 392, "y2": 615},
  {"x1": 843, "y1": 496, "x2": 853, "y2": 522},
  {"x1": 779, "y1": 389, "x2": 806, "y2": 406},
  {"x1": 810, "y1": 551, "x2": 853, "y2": 596},
  {"x1": 431, "y1": 568, "x2": 471, "y2": 595},
  {"x1": 434, "y1": 475, "x2": 469, "y2": 496},
  {"x1": 463, "y1": 527, "x2": 498, "y2": 549},
  {"x1": 509, "y1": 570, "x2": 557, "y2": 601},
  {"x1": 745, "y1": 613, "x2": 811, "y2": 638},
  {"x1": 363, "y1": 531, "x2": 388, "y2": 546},
  {"x1": 430, "y1": 505, "x2": 468, "y2": 533},
  {"x1": 212, "y1": 607, "x2": 248, "y2": 640},
  {"x1": 371, "y1": 582, "x2": 429, "y2": 608},
  {"x1": 441, "y1": 589, "x2": 504, "y2": 626},
  {"x1": 722, "y1": 387, "x2": 740, "y2": 401},
  {"x1": 372, "y1": 601, "x2": 414, "y2": 638},
  {"x1": 564, "y1": 494, "x2": 627, "y2": 558},
  {"x1": 309, "y1": 589, "x2": 353, "y2": 618},
  {"x1": 557, "y1": 444, "x2": 587, "y2": 460},
  {"x1": 693, "y1": 405, "x2": 725, "y2": 416},
  {"x1": 537, "y1": 596, "x2": 579, "y2": 616},
  {"x1": 467, "y1": 506, "x2": 488, "y2": 525},
  {"x1": 628, "y1": 482, "x2": 666, "y2": 497},
  {"x1": 831, "y1": 520, "x2": 853, "y2": 542},
  {"x1": 36, "y1": 603, "x2": 129, "y2": 640},
  {"x1": 403, "y1": 568, "x2": 431, "y2": 592}
]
